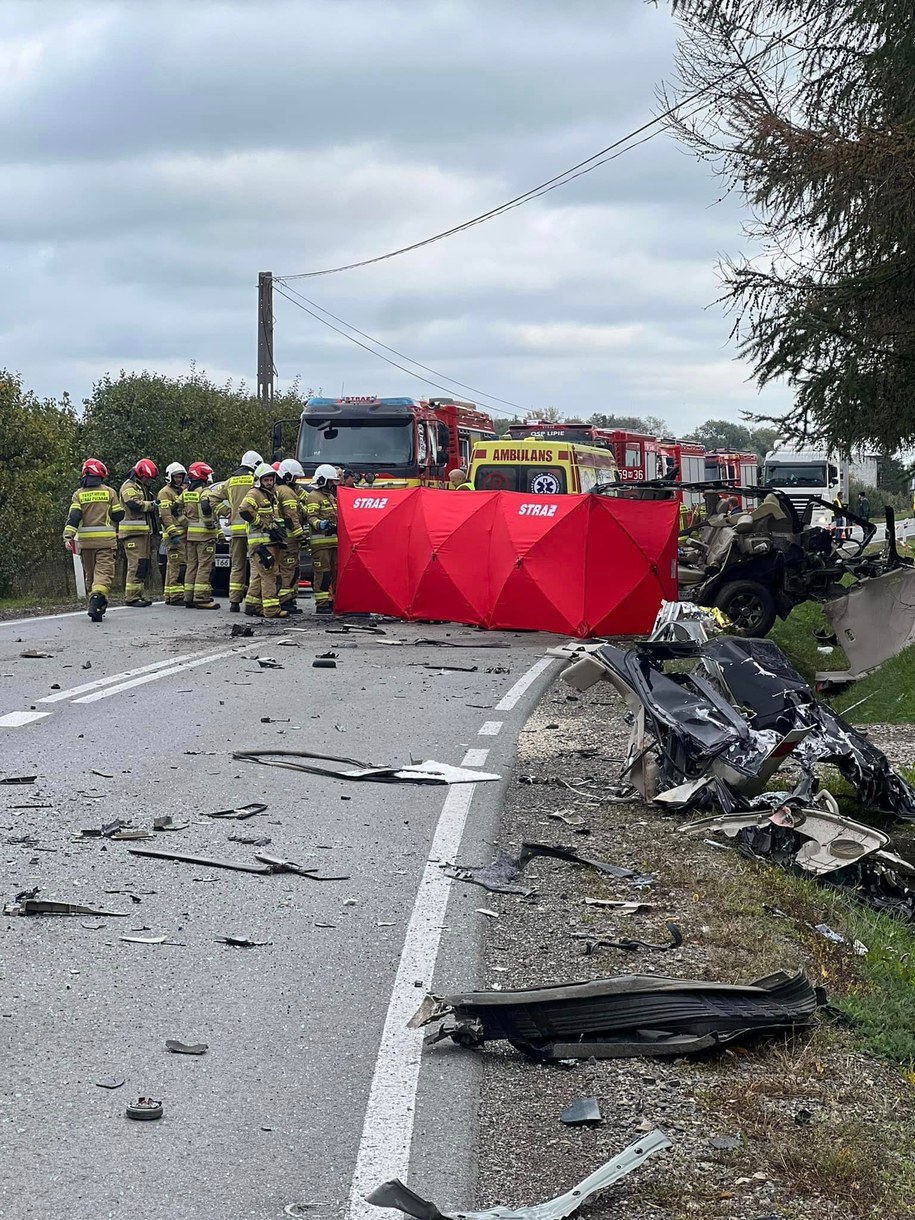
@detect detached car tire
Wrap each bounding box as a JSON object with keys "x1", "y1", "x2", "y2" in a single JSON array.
[{"x1": 714, "y1": 580, "x2": 777, "y2": 637}]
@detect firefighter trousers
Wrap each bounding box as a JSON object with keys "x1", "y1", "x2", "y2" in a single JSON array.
[
  {"x1": 122, "y1": 534, "x2": 151, "y2": 601},
  {"x1": 279, "y1": 543, "x2": 299, "y2": 607},
  {"x1": 81, "y1": 548, "x2": 116, "y2": 598},
  {"x1": 229, "y1": 536, "x2": 248, "y2": 605},
  {"x1": 246, "y1": 546, "x2": 284, "y2": 618},
  {"x1": 164, "y1": 537, "x2": 187, "y2": 603},
  {"x1": 184, "y1": 540, "x2": 217, "y2": 606},
  {"x1": 311, "y1": 542, "x2": 337, "y2": 607}
]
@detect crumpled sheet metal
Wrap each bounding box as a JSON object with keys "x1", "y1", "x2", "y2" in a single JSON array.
[
  {"x1": 441, "y1": 842, "x2": 645, "y2": 895},
  {"x1": 414, "y1": 969, "x2": 821, "y2": 1060},
  {"x1": 818, "y1": 566, "x2": 915, "y2": 681},
  {"x1": 366, "y1": 1131, "x2": 671, "y2": 1220}
]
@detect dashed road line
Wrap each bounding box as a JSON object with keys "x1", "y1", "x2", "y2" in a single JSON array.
[
  {"x1": 460, "y1": 747, "x2": 491, "y2": 768},
  {"x1": 478, "y1": 720, "x2": 503, "y2": 736},
  {"x1": 0, "y1": 710, "x2": 52, "y2": 728},
  {"x1": 495, "y1": 656, "x2": 557, "y2": 710}
]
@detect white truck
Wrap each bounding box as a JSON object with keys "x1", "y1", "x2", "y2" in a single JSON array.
[{"x1": 762, "y1": 443, "x2": 849, "y2": 528}]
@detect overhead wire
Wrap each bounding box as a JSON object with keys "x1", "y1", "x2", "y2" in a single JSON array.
[
  {"x1": 275, "y1": 281, "x2": 530, "y2": 414},
  {"x1": 273, "y1": 285, "x2": 528, "y2": 415},
  {"x1": 277, "y1": 15, "x2": 813, "y2": 280}
]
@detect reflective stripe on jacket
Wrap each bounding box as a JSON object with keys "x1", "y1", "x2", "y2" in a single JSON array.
[
  {"x1": 119, "y1": 477, "x2": 154, "y2": 537},
  {"x1": 63, "y1": 483, "x2": 124, "y2": 550},
  {"x1": 240, "y1": 487, "x2": 279, "y2": 550},
  {"x1": 276, "y1": 484, "x2": 304, "y2": 541},
  {"x1": 305, "y1": 488, "x2": 337, "y2": 547},
  {"x1": 183, "y1": 480, "x2": 229, "y2": 541},
  {"x1": 158, "y1": 484, "x2": 186, "y2": 540},
  {"x1": 226, "y1": 468, "x2": 255, "y2": 536}
]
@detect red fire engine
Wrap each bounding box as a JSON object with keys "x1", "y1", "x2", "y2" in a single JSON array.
[{"x1": 704, "y1": 451, "x2": 760, "y2": 505}]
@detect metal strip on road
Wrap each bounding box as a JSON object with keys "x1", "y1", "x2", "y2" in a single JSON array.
[
  {"x1": 495, "y1": 655, "x2": 557, "y2": 711},
  {"x1": 346, "y1": 654, "x2": 558, "y2": 1220},
  {"x1": 37, "y1": 644, "x2": 232, "y2": 703},
  {"x1": 71, "y1": 639, "x2": 288, "y2": 704}
]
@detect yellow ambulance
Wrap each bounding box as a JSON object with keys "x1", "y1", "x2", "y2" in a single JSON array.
[{"x1": 466, "y1": 438, "x2": 619, "y2": 494}]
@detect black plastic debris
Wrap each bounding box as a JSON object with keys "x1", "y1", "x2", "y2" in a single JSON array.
[
  {"x1": 442, "y1": 842, "x2": 648, "y2": 896},
  {"x1": 313, "y1": 658, "x2": 337, "y2": 669},
  {"x1": 418, "y1": 663, "x2": 478, "y2": 673},
  {"x1": 573, "y1": 922, "x2": 683, "y2": 955},
  {"x1": 260, "y1": 716, "x2": 290, "y2": 723},
  {"x1": 413, "y1": 638, "x2": 502, "y2": 648},
  {"x1": 414, "y1": 969, "x2": 822, "y2": 1060},
  {"x1": 366, "y1": 1131, "x2": 670, "y2": 1220},
  {"x1": 256, "y1": 657, "x2": 283, "y2": 669},
  {"x1": 165, "y1": 1039, "x2": 208, "y2": 1055},
  {"x1": 560, "y1": 1097, "x2": 602, "y2": 1126},
  {"x1": 206, "y1": 802, "x2": 267, "y2": 820},
  {"x1": 0, "y1": 775, "x2": 37, "y2": 785},
  {"x1": 230, "y1": 624, "x2": 254, "y2": 637},
  {"x1": 126, "y1": 1098, "x2": 163, "y2": 1121},
  {"x1": 128, "y1": 846, "x2": 349, "y2": 881},
  {"x1": 20, "y1": 649, "x2": 52, "y2": 659},
  {"x1": 215, "y1": 934, "x2": 270, "y2": 947},
  {"x1": 153, "y1": 816, "x2": 189, "y2": 832},
  {"x1": 94, "y1": 1077, "x2": 125, "y2": 1090}
]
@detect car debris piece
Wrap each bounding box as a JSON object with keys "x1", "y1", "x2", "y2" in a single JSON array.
[
  {"x1": 227, "y1": 832, "x2": 272, "y2": 846},
  {"x1": 20, "y1": 649, "x2": 53, "y2": 659},
  {"x1": 572, "y1": 922, "x2": 683, "y2": 954},
  {"x1": 443, "y1": 843, "x2": 650, "y2": 895},
  {"x1": 127, "y1": 846, "x2": 349, "y2": 881},
  {"x1": 417, "y1": 663, "x2": 478, "y2": 673},
  {"x1": 110, "y1": 828, "x2": 154, "y2": 841},
  {"x1": 313, "y1": 658, "x2": 337, "y2": 669},
  {"x1": 206, "y1": 802, "x2": 267, "y2": 820},
  {"x1": 4, "y1": 894, "x2": 127, "y2": 917},
  {"x1": 120, "y1": 934, "x2": 168, "y2": 944},
  {"x1": 366, "y1": 1130, "x2": 671, "y2": 1220},
  {"x1": 0, "y1": 775, "x2": 37, "y2": 785},
  {"x1": 153, "y1": 816, "x2": 189, "y2": 832},
  {"x1": 256, "y1": 657, "x2": 283, "y2": 669},
  {"x1": 233, "y1": 749, "x2": 500, "y2": 786},
  {"x1": 90, "y1": 769, "x2": 115, "y2": 779},
  {"x1": 126, "y1": 1098, "x2": 163, "y2": 1121},
  {"x1": 413, "y1": 638, "x2": 502, "y2": 648},
  {"x1": 583, "y1": 899, "x2": 654, "y2": 913},
  {"x1": 254, "y1": 852, "x2": 351, "y2": 881},
  {"x1": 413, "y1": 969, "x2": 822, "y2": 1060},
  {"x1": 215, "y1": 934, "x2": 270, "y2": 947},
  {"x1": 165, "y1": 1039, "x2": 208, "y2": 1055},
  {"x1": 560, "y1": 1097, "x2": 602, "y2": 1126},
  {"x1": 95, "y1": 1077, "x2": 125, "y2": 1090},
  {"x1": 260, "y1": 716, "x2": 290, "y2": 723},
  {"x1": 230, "y1": 624, "x2": 254, "y2": 637}
]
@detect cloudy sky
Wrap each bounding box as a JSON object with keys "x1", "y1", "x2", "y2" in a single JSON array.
[{"x1": 0, "y1": 0, "x2": 792, "y2": 431}]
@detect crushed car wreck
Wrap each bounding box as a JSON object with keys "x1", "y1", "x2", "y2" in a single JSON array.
[
  {"x1": 562, "y1": 619, "x2": 915, "y2": 820},
  {"x1": 412, "y1": 969, "x2": 822, "y2": 1060}
]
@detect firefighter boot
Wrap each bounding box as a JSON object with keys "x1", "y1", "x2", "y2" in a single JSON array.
[{"x1": 87, "y1": 592, "x2": 106, "y2": 623}]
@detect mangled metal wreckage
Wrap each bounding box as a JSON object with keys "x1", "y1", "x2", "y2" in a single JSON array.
[{"x1": 562, "y1": 630, "x2": 915, "y2": 820}]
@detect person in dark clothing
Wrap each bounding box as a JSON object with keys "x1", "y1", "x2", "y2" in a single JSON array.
[{"x1": 856, "y1": 491, "x2": 871, "y2": 522}]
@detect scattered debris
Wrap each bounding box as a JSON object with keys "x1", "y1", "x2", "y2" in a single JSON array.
[
  {"x1": 20, "y1": 649, "x2": 52, "y2": 659},
  {"x1": 413, "y1": 969, "x2": 822, "y2": 1060},
  {"x1": 82, "y1": 661, "x2": 92, "y2": 669},
  {"x1": 582, "y1": 899, "x2": 654, "y2": 913},
  {"x1": 260, "y1": 716, "x2": 289, "y2": 723},
  {"x1": 109, "y1": 828, "x2": 154, "y2": 841},
  {"x1": 418, "y1": 663, "x2": 478, "y2": 673},
  {"x1": 125, "y1": 1098, "x2": 163, "y2": 1122},
  {"x1": 313, "y1": 658, "x2": 337, "y2": 669},
  {"x1": 81, "y1": 818, "x2": 131, "y2": 839},
  {"x1": 231, "y1": 624, "x2": 254, "y2": 637},
  {"x1": 442, "y1": 842, "x2": 650, "y2": 896},
  {"x1": 256, "y1": 657, "x2": 283, "y2": 669},
  {"x1": 120, "y1": 934, "x2": 168, "y2": 944},
  {"x1": 165, "y1": 1039, "x2": 208, "y2": 1055},
  {"x1": 153, "y1": 815, "x2": 189, "y2": 832},
  {"x1": 573, "y1": 922, "x2": 683, "y2": 954},
  {"x1": 476, "y1": 908, "x2": 499, "y2": 919},
  {"x1": 0, "y1": 775, "x2": 37, "y2": 785},
  {"x1": 413, "y1": 638, "x2": 502, "y2": 648},
  {"x1": 366, "y1": 1131, "x2": 671, "y2": 1220},
  {"x1": 484, "y1": 665, "x2": 511, "y2": 674},
  {"x1": 90, "y1": 769, "x2": 115, "y2": 779},
  {"x1": 233, "y1": 749, "x2": 500, "y2": 786},
  {"x1": 560, "y1": 1097, "x2": 602, "y2": 1126},
  {"x1": 128, "y1": 846, "x2": 349, "y2": 881},
  {"x1": 94, "y1": 1077, "x2": 125, "y2": 1090},
  {"x1": 215, "y1": 935, "x2": 270, "y2": 947},
  {"x1": 206, "y1": 802, "x2": 267, "y2": 820},
  {"x1": 4, "y1": 892, "x2": 127, "y2": 917},
  {"x1": 227, "y1": 832, "x2": 272, "y2": 846}
]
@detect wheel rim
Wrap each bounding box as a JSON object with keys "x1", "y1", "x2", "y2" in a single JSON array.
[{"x1": 728, "y1": 592, "x2": 766, "y2": 630}]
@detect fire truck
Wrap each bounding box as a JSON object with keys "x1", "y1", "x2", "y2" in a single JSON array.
[
  {"x1": 704, "y1": 451, "x2": 760, "y2": 505},
  {"x1": 276, "y1": 396, "x2": 496, "y2": 487}
]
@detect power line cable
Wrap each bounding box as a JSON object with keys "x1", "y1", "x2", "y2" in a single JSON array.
[
  {"x1": 277, "y1": 17, "x2": 811, "y2": 280},
  {"x1": 276, "y1": 281, "x2": 530, "y2": 414},
  {"x1": 273, "y1": 285, "x2": 528, "y2": 416}
]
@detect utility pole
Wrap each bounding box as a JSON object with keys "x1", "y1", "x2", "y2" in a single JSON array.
[{"x1": 257, "y1": 271, "x2": 275, "y2": 403}]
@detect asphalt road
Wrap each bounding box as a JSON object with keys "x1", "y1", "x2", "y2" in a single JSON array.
[{"x1": 0, "y1": 602, "x2": 558, "y2": 1220}]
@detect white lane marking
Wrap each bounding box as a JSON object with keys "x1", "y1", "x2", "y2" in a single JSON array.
[
  {"x1": 37, "y1": 645, "x2": 228, "y2": 703},
  {"x1": 72, "y1": 639, "x2": 286, "y2": 704},
  {"x1": 495, "y1": 655, "x2": 557, "y2": 711},
  {"x1": 461, "y1": 747, "x2": 491, "y2": 768},
  {"x1": 0, "y1": 605, "x2": 135, "y2": 629},
  {"x1": 478, "y1": 720, "x2": 503, "y2": 736},
  {"x1": 346, "y1": 747, "x2": 485, "y2": 1220},
  {"x1": 0, "y1": 710, "x2": 52, "y2": 727}
]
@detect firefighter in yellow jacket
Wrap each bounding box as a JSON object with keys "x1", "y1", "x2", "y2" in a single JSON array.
[
  {"x1": 275, "y1": 459, "x2": 307, "y2": 614},
  {"x1": 182, "y1": 461, "x2": 228, "y2": 609},
  {"x1": 240, "y1": 463, "x2": 288, "y2": 619},
  {"x1": 157, "y1": 462, "x2": 188, "y2": 604},
  {"x1": 119, "y1": 458, "x2": 158, "y2": 606},
  {"x1": 305, "y1": 463, "x2": 339, "y2": 615},
  {"x1": 64, "y1": 459, "x2": 125, "y2": 623},
  {"x1": 225, "y1": 450, "x2": 263, "y2": 613}
]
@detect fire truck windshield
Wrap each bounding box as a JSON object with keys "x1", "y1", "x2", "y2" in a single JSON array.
[{"x1": 298, "y1": 419, "x2": 413, "y2": 467}]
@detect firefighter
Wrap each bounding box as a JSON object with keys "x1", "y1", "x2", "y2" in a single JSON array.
[
  {"x1": 64, "y1": 459, "x2": 125, "y2": 623},
  {"x1": 119, "y1": 458, "x2": 158, "y2": 606},
  {"x1": 225, "y1": 450, "x2": 263, "y2": 613},
  {"x1": 182, "y1": 461, "x2": 227, "y2": 609},
  {"x1": 276, "y1": 459, "x2": 307, "y2": 614},
  {"x1": 240, "y1": 462, "x2": 288, "y2": 619},
  {"x1": 157, "y1": 462, "x2": 188, "y2": 604},
  {"x1": 305, "y1": 463, "x2": 339, "y2": 615}
]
